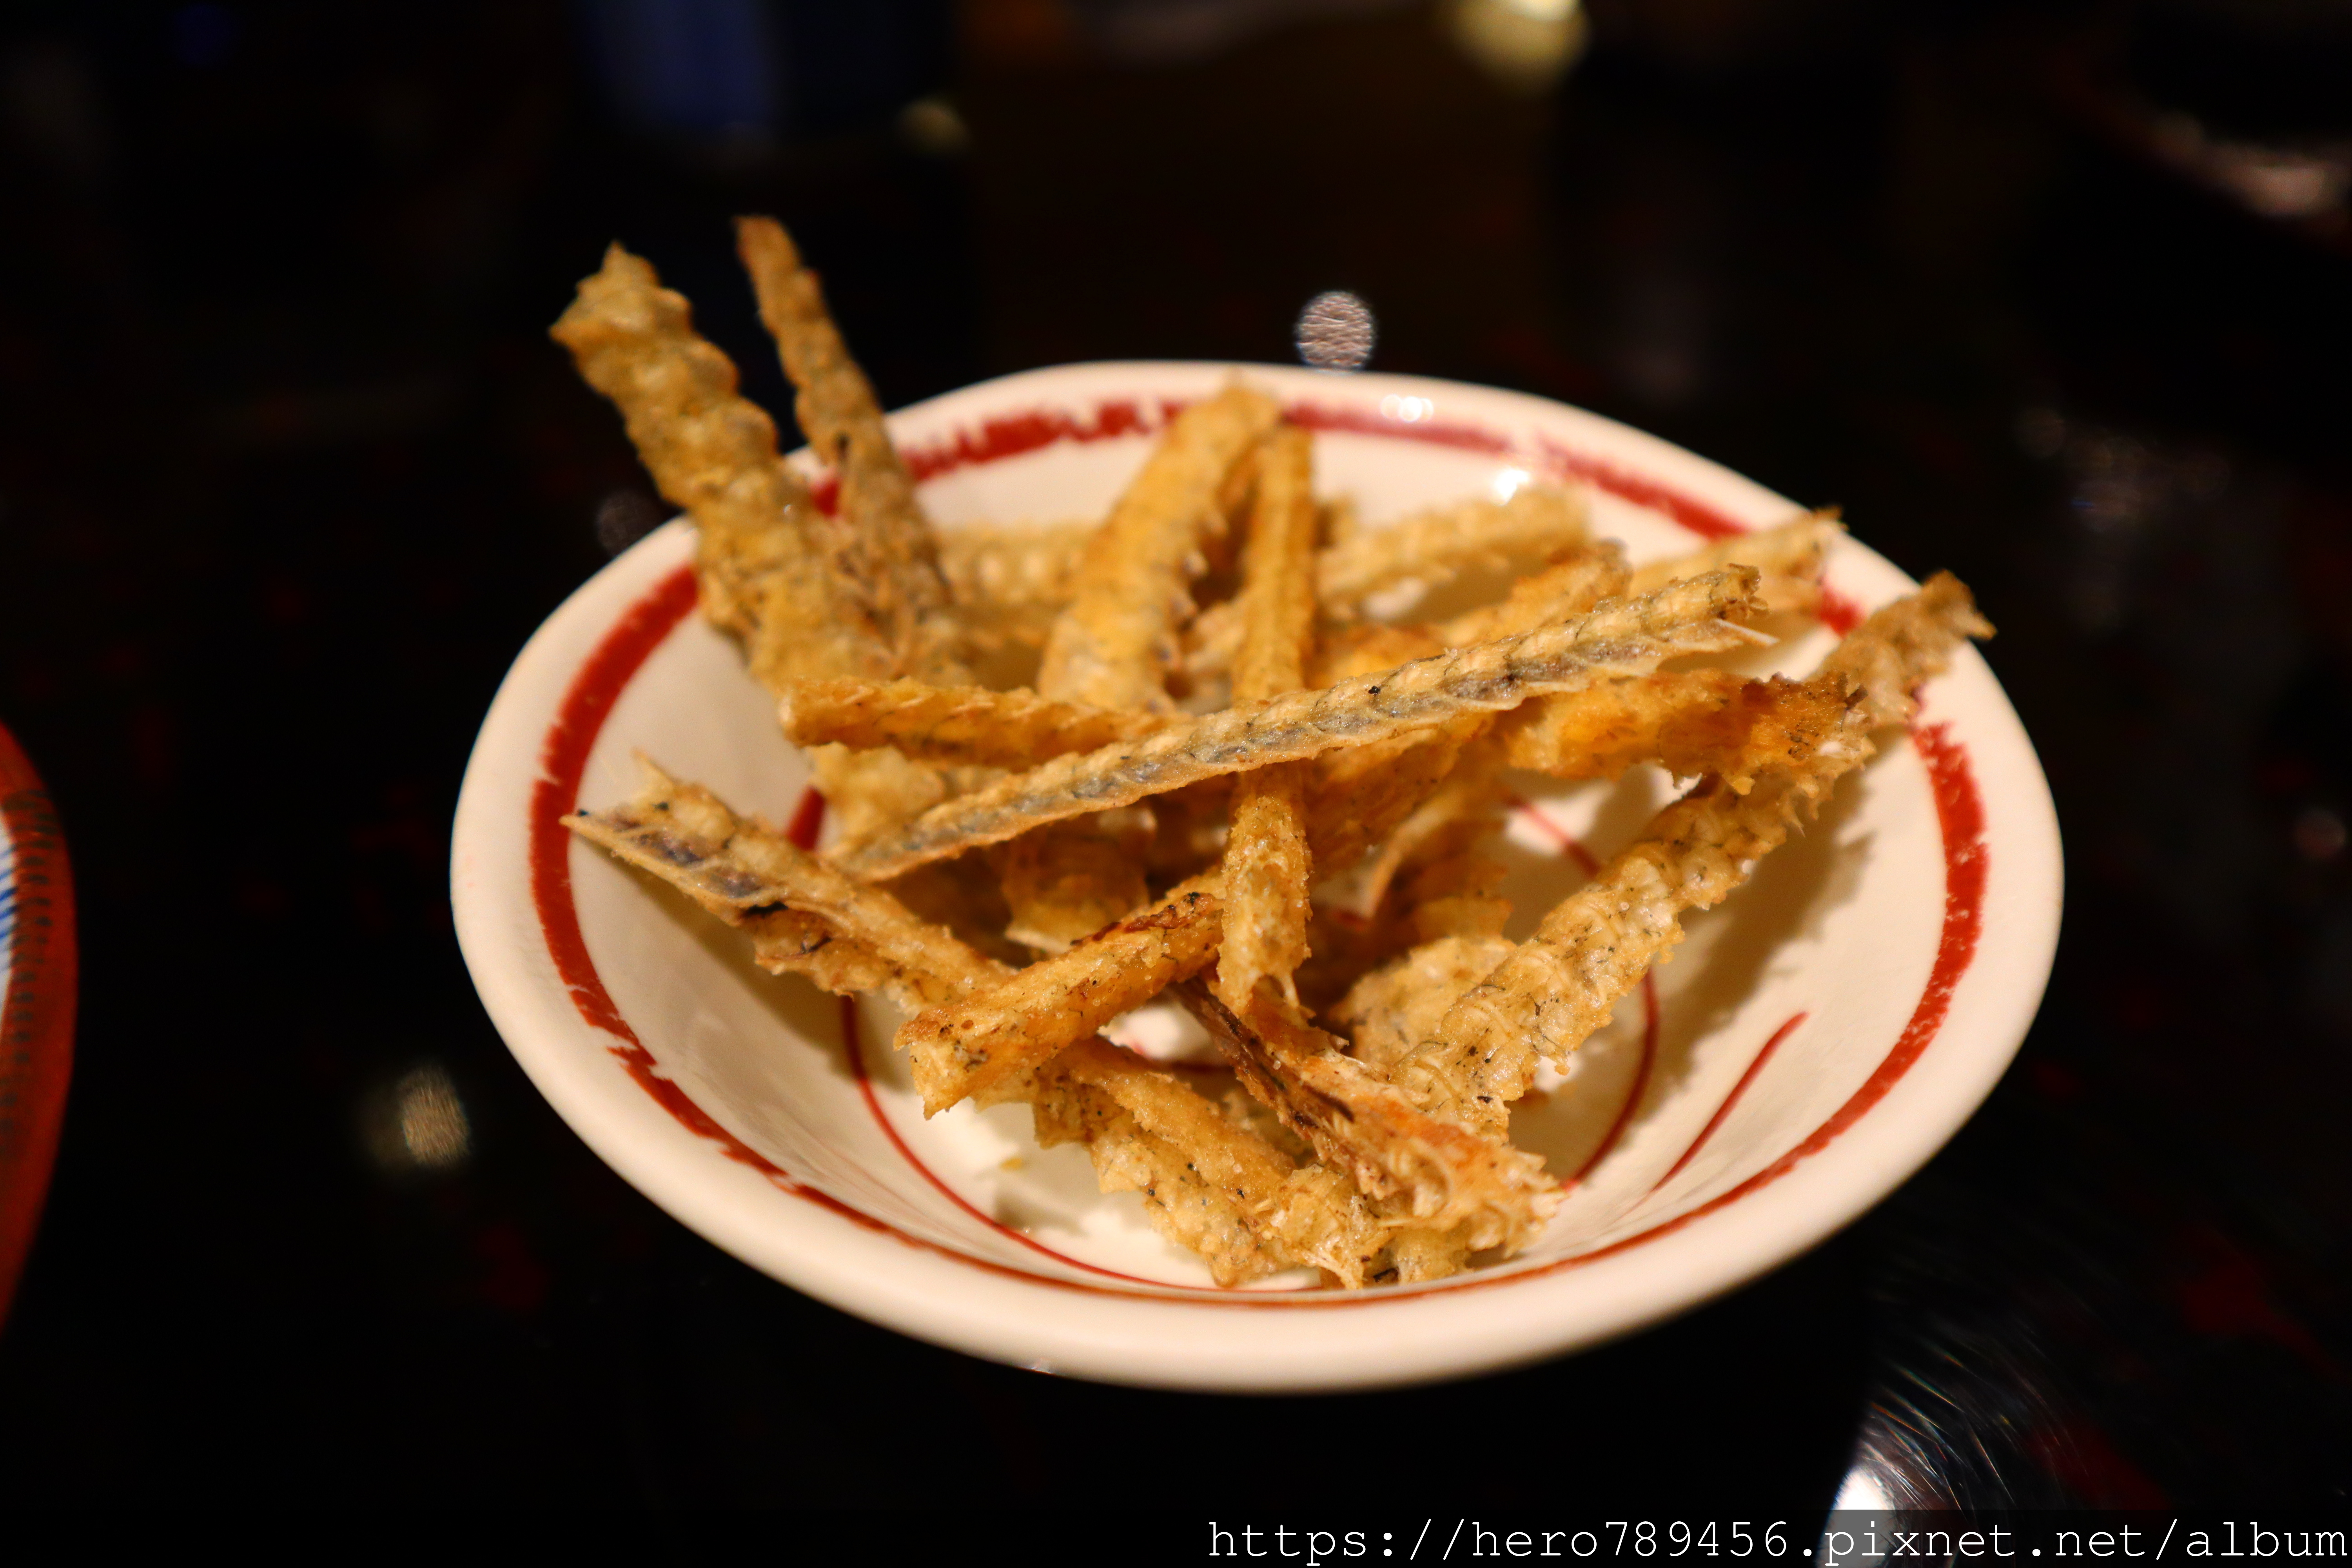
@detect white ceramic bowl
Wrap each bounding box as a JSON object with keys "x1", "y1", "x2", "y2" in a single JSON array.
[{"x1": 452, "y1": 362, "x2": 2061, "y2": 1391}]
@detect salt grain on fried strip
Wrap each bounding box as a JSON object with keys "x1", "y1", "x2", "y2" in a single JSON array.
[{"x1": 837, "y1": 570, "x2": 1769, "y2": 881}]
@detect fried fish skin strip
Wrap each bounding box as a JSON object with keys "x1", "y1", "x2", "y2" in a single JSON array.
[
  {"x1": 1057, "y1": 1034, "x2": 1402, "y2": 1288},
  {"x1": 1388, "y1": 573, "x2": 1991, "y2": 1136},
  {"x1": 1187, "y1": 486, "x2": 1592, "y2": 677},
  {"x1": 1216, "y1": 424, "x2": 1321, "y2": 1015},
  {"x1": 776, "y1": 677, "x2": 1163, "y2": 768},
  {"x1": 897, "y1": 728, "x2": 1486, "y2": 1115},
  {"x1": 550, "y1": 243, "x2": 888, "y2": 681},
  {"x1": 1008, "y1": 387, "x2": 1276, "y2": 946},
  {"x1": 1027, "y1": 1056, "x2": 1289, "y2": 1287},
  {"x1": 737, "y1": 216, "x2": 969, "y2": 683},
  {"x1": 905, "y1": 873, "x2": 1227, "y2": 1112},
  {"x1": 1039, "y1": 383, "x2": 1282, "y2": 713},
  {"x1": 1332, "y1": 933, "x2": 1522, "y2": 1071},
  {"x1": 835, "y1": 569, "x2": 1769, "y2": 882},
  {"x1": 549, "y1": 244, "x2": 946, "y2": 840},
  {"x1": 1498, "y1": 669, "x2": 1857, "y2": 792},
  {"x1": 1306, "y1": 546, "x2": 1631, "y2": 917},
  {"x1": 1176, "y1": 981, "x2": 1556, "y2": 1252},
  {"x1": 1308, "y1": 544, "x2": 1631, "y2": 686},
  {"x1": 565, "y1": 761, "x2": 993, "y2": 1102},
  {"x1": 1627, "y1": 512, "x2": 1841, "y2": 614},
  {"x1": 935, "y1": 519, "x2": 1093, "y2": 650},
  {"x1": 566, "y1": 766, "x2": 1334, "y2": 1285}
]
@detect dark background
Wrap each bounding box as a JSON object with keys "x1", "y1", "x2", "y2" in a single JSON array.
[{"x1": 1, "y1": 0, "x2": 2348, "y2": 1510}]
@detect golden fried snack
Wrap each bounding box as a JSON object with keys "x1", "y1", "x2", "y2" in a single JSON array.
[
  {"x1": 835, "y1": 570, "x2": 1769, "y2": 882},
  {"x1": 1501, "y1": 669, "x2": 1860, "y2": 793},
  {"x1": 1308, "y1": 544, "x2": 1630, "y2": 686},
  {"x1": 1029, "y1": 1053, "x2": 1288, "y2": 1286},
  {"x1": 1003, "y1": 388, "x2": 1276, "y2": 948},
  {"x1": 1216, "y1": 425, "x2": 1320, "y2": 1015},
  {"x1": 906, "y1": 872, "x2": 1225, "y2": 1112},
  {"x1": 776, "y1": 677, "x2": 1163, "y2": 768},
  {"x1": 1187, "y1": 486, "x2": 1592, "y2": 678},
  {"x1": 1332, "y1": 933, "x2": 1522, "y2": 1071},
  {"x1": 550, "y1": 243, "x2": 945, "y2": 842},
  {"x1": 1177, "y1": 981, "x2": 1555, "y2": 1251},
  {"x1": 996, "y1": 819, "x2": 1156, "y2": 952},
  {"x1": 550, "y1": 243, "x2": 887, "y2": 683},
  {"x1": 1628, "y1": 512, "x2": 1842, "y2": 615},
  {"x1": 565, "y1": 764, "x2": 1368, "y2": 1286},
  {"x1": 1429, "y1": 542, "x2": 1635, "y2": 651},
  {"x1": 936, "y1": 519, "x2": 1093, "y2": 650},
  {"x1": 737, "y1": 216, "x2": 969, "y2": 683},
  {"x1": 896, "y1": 717, "x2": 1504, "y2": 1116},
  {"x1": 1039, "y1": 384, "x2": 1282, "y2": 712},
  {"x1": 1381, "y1": 574, "x2": 1990, "y2": 1136}
]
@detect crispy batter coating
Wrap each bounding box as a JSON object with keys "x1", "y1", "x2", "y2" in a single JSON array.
[
  {"x1": 549, "y1": 243, "x2": 946, "y2": 844},
  {"x1": 1189, "y1": 486, "x2": 1592, "y2": 676},
  {"x1": 901, "y1": 872, "x2": 1226, "y2": 1111},
  {"x1": 1038, "y1": 383, "x2": 1281, "y2": 712},
  {"x1": 1385, "y1": 573, "x2": 1989, "y2": 1136},
  {"x1": 1332, "y1": 933, "x2": 1522, "y2": 1071},
  {"x1": 777, "y1": 677, "x2": 1163, "y2": 768},
  {"x1": 1219, "y1": 773, "x2": 1314, "y2": 1008},
  {"x1": 737, "y1": 216, "x2": 969, "y2": 683},
  {"x1": 566, "y1": 764, "x2": 1342, "y2": 1283},
  {"x1": 1628, "y1": 512, "x2": 1841, "y2": 615},
  {"x1": 550, "y1": 243, "x2": 887, "y2": 679},
  {"x1": 1216, "y1": 425, "x2": 1321, "y2": 1014},
  {"x1": 1002, "y1": 394, "x2": 1274, "y2": 948},
  {"x1": 898, "y1": 720, "x2": 1492, "y2": 1116},
  {"x1": 1818, "y1": 570, "x2": 1992, "y2": 729},
  {"x1": 1429, "y1": 542, "x2": 1633, "y2": 650},
  {"x1": 835, "y1": 570, "x2": 1769, "y2": 881},
  {"x1": 936, "y1": 520, "x2": 1093, "y2": 650},
  {"x1": 1030, "y1": 1065, "x2": 1286, "y2": 1287},
  {"x1": 1499, "y1": 670, "x2": 1855, "y2": 791},
  {"x1": 566, "y1": 761, "x2": 993, "y2": 1097},
  {"x1": 996, "y1": 812, "x2": 1157, "y2": 952},
  {"x1": 1177, "y1": 982, "x2": 1556, "y2": 1251}
]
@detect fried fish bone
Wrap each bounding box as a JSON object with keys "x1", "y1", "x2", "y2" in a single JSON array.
[
  {"x1": 1379, "y1": 574, "x2": 1991, "y2": 1138},
  {"x1": 833, "y1": 568, "x2": 1769, "y2": 882},
  {"x1": 1215, "y1": 423, "x2": 1321, "y2": 1016},
  {"x1": 549, "y1": 242, "x2": 947, "y2": 840},
  {"x1": 736, "y1": 215, "x2": 970, "y2": 684},
  {"x1": 564, "y1": 760, "x2": 1395, "y2": 1285}
]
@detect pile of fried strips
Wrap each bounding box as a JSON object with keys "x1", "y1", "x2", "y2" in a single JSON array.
[{"x1": 550, "y1": 219, "x2": 1993, "y2": 1288}]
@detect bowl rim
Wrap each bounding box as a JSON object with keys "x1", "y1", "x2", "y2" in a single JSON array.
[{"x1": 452, "y1": 360, "x2": 2063, "y2": 1391}]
